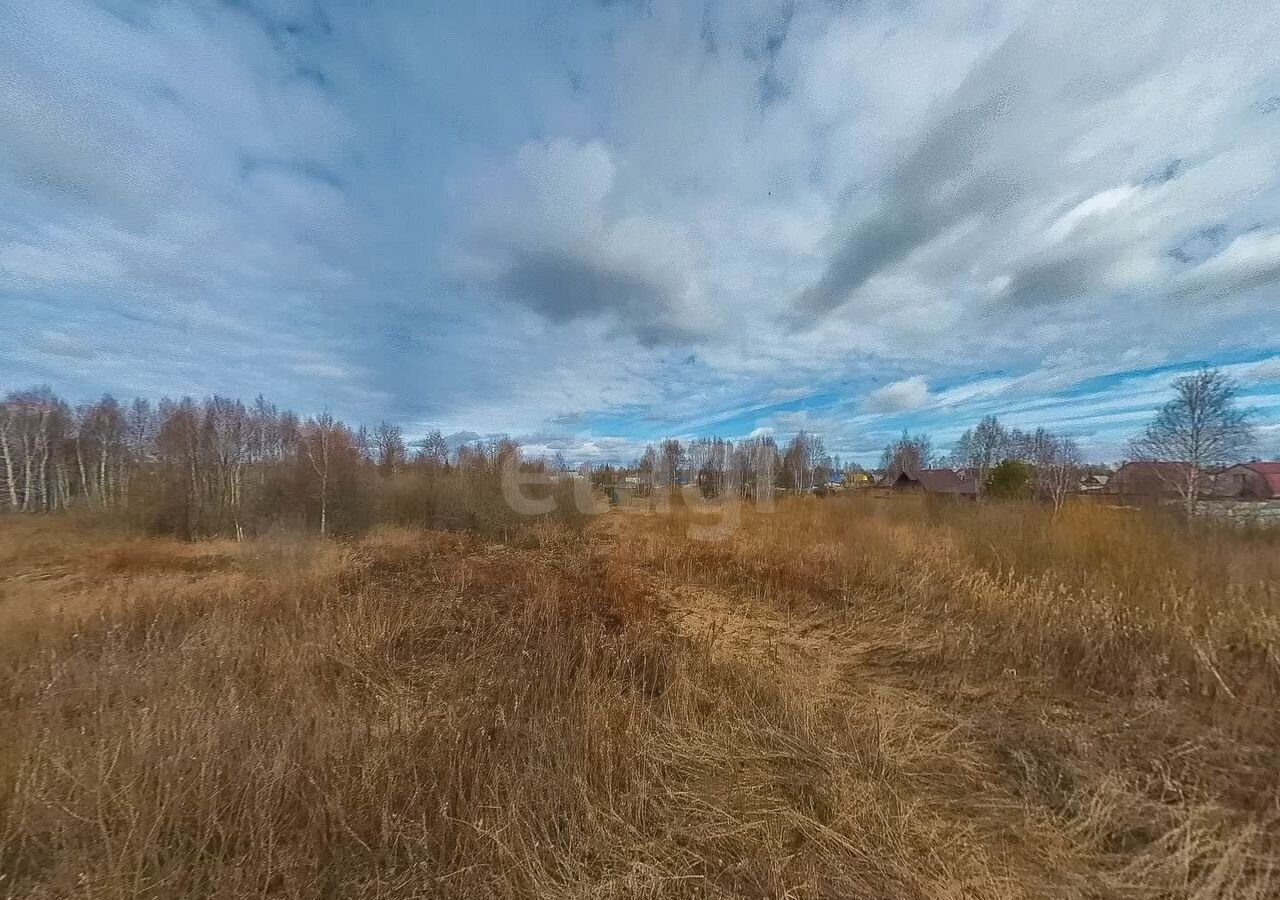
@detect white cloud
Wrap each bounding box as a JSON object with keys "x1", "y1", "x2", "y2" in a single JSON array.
[
  {"x1": 1174, "y1": 229, "x2": 1280, "y2": 300},
  {"x1": 865, "y1": 377, "x2": 932, "y2": 413},
  {"x1": 1046, "y1": 184, "x2": 1142, "y2": 243},
  {"x1": 1247, "y1": 360, "x2": 1280, "y2": 384}
]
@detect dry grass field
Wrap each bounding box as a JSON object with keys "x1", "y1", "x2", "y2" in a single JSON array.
[{"x1": 1, "y1": 497, "x2": 1278, "y2": 899}]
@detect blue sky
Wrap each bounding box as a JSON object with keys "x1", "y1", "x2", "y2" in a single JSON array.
[{"x1": 1, "y1": 0, "x2": 1278, "y2": 465}]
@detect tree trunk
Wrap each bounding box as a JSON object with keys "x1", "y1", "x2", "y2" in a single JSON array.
[
  {"x1": 57, "y1": 462, "x2": 71, "y2": 511},
  {"x1": 1184, "y1": 466, "x2": 1200, "y2": 518},
  {"x1": 76, "y1": 438, "x2": 91, "y2": 507},
  {"x1": 21, "y1": 433, "x2": 34, "y2": 512},
  {"x1": 319, "y1": 473, "x2": 328, "y2": 537},
  {"x1": 99, "y1": 448, "x2": 109, "y2": 507},
  {"x1": 0, "y1": 423, "x2": 18, "y2": 510},
  {"x1": 36, "y1": 427, "x2": 50, "y2": 512}
]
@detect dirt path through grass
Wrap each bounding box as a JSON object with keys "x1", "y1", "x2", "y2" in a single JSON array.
[{"x1": 589, "y1": 505, "x2": 1280, "y2": 897}]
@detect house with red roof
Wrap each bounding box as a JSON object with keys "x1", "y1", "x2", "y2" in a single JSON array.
[{"x1": 1215, "y1": 462, "x2": 1280, "y2": 499}]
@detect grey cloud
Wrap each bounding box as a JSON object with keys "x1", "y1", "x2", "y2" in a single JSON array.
[
  {"x1": 791, "y1": 87, "x2": 1031, "y2": 320},
  {"x1": 456, "y1": 138, "x2": 707, "y2": 347},
  {"x1": 996, "y1": 251, "x2": 1109, "y2": 310},
  {"x1": 791, "y1": 204, "x2": 932, "y2": 319},
  {"x1": 239, "y1": 155, "x2": 346, "y2": 193},
  {"x1": 790, "y1": 5, "x2": 1193, "y2": 321},
  {"x1": 548, "y1": 410, "x2": 590, "y2": 427},
  {"x1": 512, "y1": 432, "x2": 587, "y2": 452},
  {"x1": 442, "y1": 431, "x2": 483, "y2": 450},
  {"x1": 699, "y1": 3, "x2": 718, "y2": 56},
  {"x1": 215, "y1": 0, "x2": 335, "y2": 46},
  {"x1": 499, "y1": 250, "x2": 666, "y2": 324},
  {"x1": 491, "y1": 249, "x2": 700, "y2": 347},
  {"x1": 1145, "y1": 158, "x2": 1184, "y2": 186},
  {"x1": 743, "y1": 0, "x2": 794, "y2": 63},
  {"x1": 1169, "y1": 223, "x2": 1229, "y2": 265},
  {"x1": 1170, "y1": 229, "x2": 1280, "y2": 302},
  {"x1": 37, "y1": 332, "x2": 96, "y2": 361},
  {"x1": 751, "y1": 1, "x2": 795, "y2": 107},
  {"x1": 513, "y1": 432, "x2": 647, "y2": 465}
]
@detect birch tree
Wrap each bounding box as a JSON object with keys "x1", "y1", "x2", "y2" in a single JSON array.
[
  {"x1": 950, "y1": 416, "x2": 1007, "y2": 497},
  {"x1": 1037, "y1": 434, "x2": 1083, "y2": 515},
  {"x1": 880, "y1": 430, "x2": 935, "y2": 482},
  {"x1": 0, "y1": 401, "x2": 18, "y2": 510},
  {"x1": 372, "y1": 421, "x2": 407, "y2": 476},
  {"x1": 413, "y1": 430, "x2": 449, "y2": 471},
  {"x1": 1129, "y1": 367, "x2": 1254, "y2": 514},
  {"x1": 303, "y1": 412, "x2": 339, "y2": 537}
]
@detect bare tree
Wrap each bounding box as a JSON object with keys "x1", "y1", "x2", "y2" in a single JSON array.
[
  {"x1": 372, "y1": 421, "x2": 408, "y2": 476},
  {"x1": 705, "y1": 437, "x2": 730, "y2": 498},
  {"x1": 122, "y1": 398, "x2": 157, "y2": 505},
  {"x1": 950, "y1": 416, "x2": 1007, "y2": 497},
  {"x1": 101, "y1": 396, "x2": 127, "y2": 506},
  {"x1": 782, "y1": 431, "x2": 824, "y2": 492},
  {"x1": 413, "y1": 430, "x2": 449, "y2": 471},
  {"x1": 1037, "y1": 434, "x2": 1083, "y2": 516},
  {"x1": 303, "y1": 413, "x2": 340, "y2": 537},
  {"x1": 156, "y1": 398, "x2": 204, "y2": 537},
  {"x1": 686, "y1": 438, "x2": 713, "y2": 495},
  {"x1": 1129, "y1": 367, "x2": 1254, "y2": 514},
  {"x1": 0, "y1": 402, "x2": 19, "y2": 510},
  {"x1": 659, "y1": 439, "x2": 683, "y2": 489},
  {"x1": 202, "y1": 396, "x2": 252, "y2": 533},
  {"x1": 880, "y1": 430, "x2": 935, "y2": 482},
  {"x1": 733, "y1": 435, "x2": 778, "y2": 503},
  {"x1": 636, "y1": 444, "x2": 658, "y2": 496},
  {"x1": 1, "y1": 389, "x2": 71, "y2": 512}
]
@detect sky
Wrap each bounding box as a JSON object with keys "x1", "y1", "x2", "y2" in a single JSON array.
[{"x1": 1, "y1": 0, "x2": 1278, "y2": 465}]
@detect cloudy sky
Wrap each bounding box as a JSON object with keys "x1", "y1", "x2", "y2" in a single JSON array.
[{"x1": 2, "y1": 0, "x2": 1278, "y2": 464}]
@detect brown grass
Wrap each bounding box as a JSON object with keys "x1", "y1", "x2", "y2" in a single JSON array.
[{"x1": 1, "y1": 498, "x2": 1277, "y2": 898}]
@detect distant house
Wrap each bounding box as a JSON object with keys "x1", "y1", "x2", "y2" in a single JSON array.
[
  {"x1": 1078, "y1": 473, "x2": 1110, "y2": 493},
  {"x1": 1106, "y1": 461, "x2": 1242, "y2": 500},
  {"x1": 1107, "y1": 462, "x2": 1193, "y2": 499},
  {"x1": 886, "y1": 468, "x2": 977, "y2": 496},
  {"x1": 1215, "y1": 462, "x2": 1280, "y2": 499}
]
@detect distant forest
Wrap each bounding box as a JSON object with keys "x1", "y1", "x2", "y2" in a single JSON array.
[
  {"x1": 0, "y1": 387, "x2": 549, "y2": 538},
  {"x1": 0, "y1": 386, "x2": 856, "y2": 537},
  {"x1": 1, "y1": 385, "x2": 1095, "y2": 538}
]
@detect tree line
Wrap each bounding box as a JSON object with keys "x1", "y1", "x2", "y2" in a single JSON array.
[
  {"x1": 874, "y1": 366, "x2": 1258, "y2": 512},
  {"x1": 616, "y1": 421, "x2": 1084, "y2": 510},
  {"x1": 618, "y1": 432, "x2": 849, "y2": 500},
  {"x1": 619, "y1": 368, "x2": 1259, "y2": 514},
  {"x1": 0, "y1": 387, "x2": 571, "y2": 538},
  {"x1": 1, "y1": 367, "x2": 1259, "y2": 534}
]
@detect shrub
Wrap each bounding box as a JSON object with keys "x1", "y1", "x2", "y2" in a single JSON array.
[{"x1": 986, "y1": 458, "x2": 1034, "y2": 499}]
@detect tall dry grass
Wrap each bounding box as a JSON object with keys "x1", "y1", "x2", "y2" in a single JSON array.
[
  {"x1": 0, "y1": 519, "x2": 1019, "y2": 899},
  {"x1": 1, "y1": 497, "x2": 1277, "y2": 898},
  {"x1": 617, "y1": 494, "x2": 1280, "y2": 895},
  {"x1": 633, "y1": 493, "x2": 1280, "y2": 700}
]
